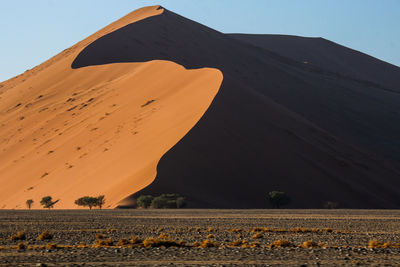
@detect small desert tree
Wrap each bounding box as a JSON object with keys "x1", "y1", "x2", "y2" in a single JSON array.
[
  {"x1": 75, "y1": 196, "x2": 97, "y2": 209},
  {"x1": 26, "y1": 199, "x2": 34, "y2": 209},
  {"x1": 40, "y1": 196, "x2": 58, "y2": 209},
  {"x1": 176, "y1": 197, "x2": 186, "y2": 208},
  {"x1": 137, "y1": 195, "x2": 154, "y2": 208},
  {"x1": 96, "y1": 195, "x2": 105, "y2": 209},
  {"x1": 268, "y1": 191, "x2": 291, "y2": 208}
]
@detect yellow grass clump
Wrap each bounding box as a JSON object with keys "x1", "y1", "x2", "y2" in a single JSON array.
[
  {"x1": 94, "y1": 239, "x2": 114, "y2": 247},
  {"x1": 199, "y1": 239, "x2": 218, "y2": 248},
  {"x1": 17, "y1": 243, "x2": 27, "y2": 250},
  {"x1": 117, "y1": 239, "x2": 131, "y2": 246},
  {"x1": 368, "y1": 240, "x2": 400, "y2": 249},
  {"x1": 230, "y1": 228, "x2": 243, "y2": 233},
  {"x1": 38, "y1": 230, "x2": 53, "y2": 240},
  {"x1": 206, "y1": 234, "x2": 215, "y2": 239},
  {"x1": 158, "y1": 233, "x2": 170, "y2": 239},
  {"x1": 46, "y1": 243, "x2": 58, "y2": 249},
  {"x1": 207, "y1": 227, "x2": 216, "y2": 232},
  {"x1": 10, "y1": 231, "x2": 26, "y2": 240},
  {"x1": 131, "y1": 236, "x2": 142, "y2": 245},
  {"x1": 143, "y1": 238, "x2": 185, "y2": 248},
  {"x1": 252, "y1": 233, "x2": 263, "y2": 239},
  {"x1": 96, "y1": 233, "x2": 106, "y2": 240},
  {"x1": 269, "y1": 240, "x2": 294, "y2": 248},
  {"x1": 301, "y1": 240, "x2": 319, "y2": 248}
]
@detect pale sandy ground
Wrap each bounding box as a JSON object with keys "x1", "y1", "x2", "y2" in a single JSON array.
[
  {"x1": 0, "y1": 209, "x2": 399, "y2": 266},
  {"x1": 0, "y1": 6, "x2": 222, "y2": 209}
]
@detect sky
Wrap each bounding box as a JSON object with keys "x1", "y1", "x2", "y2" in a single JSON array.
[{"x1": 0, "y1": 0, "x2": 399, "y2": 82}]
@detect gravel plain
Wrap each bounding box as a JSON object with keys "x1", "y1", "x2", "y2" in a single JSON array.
[{"x1": 0, "y1": 209, "x2": 399, "y2": 266}]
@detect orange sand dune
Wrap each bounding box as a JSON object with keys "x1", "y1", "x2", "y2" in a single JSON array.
[{"x1": 0, "y1": 6, "x2": 222, "y2": 209}]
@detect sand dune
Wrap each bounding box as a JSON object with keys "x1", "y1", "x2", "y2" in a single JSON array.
[
  {"x1": 0, "y1": 6, "x2": 222, "y2": 208},
  {"x1": 1, "y1": 5, "x2": 399, "y2": 209},
  {"x1": 229, "y1": 34, "x2": 400, "y2": 92}
]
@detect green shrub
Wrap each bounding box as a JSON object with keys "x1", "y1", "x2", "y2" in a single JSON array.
[
  {"x1": 150, "y1": 194, "x2": 186, "y2": 209},
  {"x1": 268, "y1": 191, "x2": 291, "y2": 208},
  {"x1": 136, "y1": 195, "x2": 153, "y2": 208}
]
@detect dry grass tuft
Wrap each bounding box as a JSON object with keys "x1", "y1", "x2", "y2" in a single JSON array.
[
  {"x1": 230, "y1": 228, "x2": 243, "y2": 233},
  {"x1": 10, "y1": 231, "x2": 26, "y2": 240},
  {"x1": 77, "y1": 242, "x2": 88, "y2": 248},
  {"x1": 95, "y1": 239, "x2": 114, "y2": 247},
  {"x1": 252, "y1": 233, "x2": 263, "y2": 239},
  {"x1": 230, "y1": 239, "x2": 249, "y2": 248},
  {"x1": 207, "y1": 227, "x2": 216, "y2": 232},
  {"x1": 251, "y1": 227, "x2": 266, "y2": 232},
  {"x1": 250, "y1": 241, "x2": 261, "y2": 248},
  {"x1": 199, "y1": 239, "x2": 218, "y2": 248},
  {"x1": 301, "y1": 240, "x2": 319, "y2": 248},
  {"x1": 17, "y1": 243, "x2": 27, "y2": 250},
  {"x1": 117, "y1": 239, "x2": 131, "y2": 246},
  {"x1": 46, "y1": 243, "x2": 58, "y2": 249},
  {"x1": 38, "y1": 230, "x2": 53, "y2": 240},
  {"x1": 324, "y1": 228, "x2": 333, "y2": 233},
  {"x1": 107, "y1": 228, "x2": 117, "y2": 233},
  {"x1": 269, "y1": 240, "x2": 294, "y2": 248},
  {"x1": 158, "y1": 233, "x2": 170, "y2": 239},
  {"x1": 131, "y1": 236, "x2": 142, "y2": 245},
  {"x1": 96, "y1": 233, "x2": 106, "y2": 240},
  {"x1": 368, "y1": 240, "x2": 400, "y2": 249},
  {"x1": 206, "y1": 234, "x2": 215, "y2": 239},
  {"x1": 143, "y1": 238, "x2": 185, "y2": 248}
]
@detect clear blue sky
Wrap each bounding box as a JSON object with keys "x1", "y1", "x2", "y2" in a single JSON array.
[{"x1": 1, "y1": 0, "x2": 399, "y2": 82}]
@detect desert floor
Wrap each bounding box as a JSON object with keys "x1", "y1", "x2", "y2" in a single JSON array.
[{"x1": 0, "y1": 209, "x2": 399, "y2": 266}]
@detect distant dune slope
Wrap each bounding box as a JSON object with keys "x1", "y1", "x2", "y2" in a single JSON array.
[
  {"x1": 0, "y1": 6, "x2": 222, "y2": 209},
  {"x1": 229, "y1": 34, "x2": 400, "y2": 92},
  {"x1": 1, "y1": 6, "x2": 399, "y2": 209}
]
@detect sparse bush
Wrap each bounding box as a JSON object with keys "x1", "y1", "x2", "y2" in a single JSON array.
[
  {"x1": 324, "y1": 201, "x2": 339, "y2": 209},
  {"x1": 38, "y1": 230, "x2": 53, "y2": 240},
  {"x1": 268, "y1": 191, "x2": 291, "y2": 208},
  {"x1": 150, "y1": 194, "x2": 185, "y2": 209},
  {"x1": 40, "y1": 196, "x2": 58, "y2": 209},
  {"x1": 136, "y1": 195, "x2": 154, "y2": 208},
  {"x1": 26, "y1": 199, "x2": 34, "y2": 209}
]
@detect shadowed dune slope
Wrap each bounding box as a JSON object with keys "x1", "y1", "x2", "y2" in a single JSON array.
[
  {"x1": 229, "y1": 34, "x2": 400, "y2": 92},
  {"x1": 71, "y1": 7, "x2": 400, "y2": 208},
  {"x1": 0, "y1": 6, "x2": 222, "y2": 209}
]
